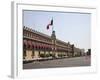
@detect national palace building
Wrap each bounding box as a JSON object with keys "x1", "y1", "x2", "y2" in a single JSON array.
[{"x1": 23, "y1": 26, "x2": 84, "y2": 61}]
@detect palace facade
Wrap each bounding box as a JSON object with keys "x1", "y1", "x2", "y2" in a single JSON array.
[{"x1": 23, "y1": 26, "x2": 83, "y2": 61}]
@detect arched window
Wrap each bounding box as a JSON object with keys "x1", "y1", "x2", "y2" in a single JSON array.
[
  {"x1": 32, "y1": 42, "x2": 35, "y2": 49},
  {"x1": 23, "y1": 40, "x2": 27, "y2": 49},
  {"x1": 27, "y1": 41, "x2": 32, "y2": 49}
]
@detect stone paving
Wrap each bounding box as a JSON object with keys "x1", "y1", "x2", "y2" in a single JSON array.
[{"x1": 23, "y1": 56, "x2": 91, "y2": 69}]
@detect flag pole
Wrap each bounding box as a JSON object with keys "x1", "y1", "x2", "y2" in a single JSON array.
[
  {"x1": 52, "y1": 17, "x2": 54, "y2": 32},
  {"x1": 52, "y1": 24, "x2": 53, "y2": 32}
]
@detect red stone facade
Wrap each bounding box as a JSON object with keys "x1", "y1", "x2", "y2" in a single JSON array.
[{"x1": 23, "y1": 26, "x2": 82, "y2": 61}]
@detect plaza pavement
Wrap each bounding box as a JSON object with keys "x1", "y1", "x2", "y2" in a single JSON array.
[{"x1": 23, "y1": 56, "x2": 91, "y2": 69}]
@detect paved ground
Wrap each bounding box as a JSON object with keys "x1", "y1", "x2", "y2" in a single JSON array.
[{"x1": 23, "y1": 56, "x2": 91, "y2": 69}]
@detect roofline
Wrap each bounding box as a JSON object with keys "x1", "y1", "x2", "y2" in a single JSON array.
[{"x1": 23, "y1": 26, "x2": 72, "y2": 45}]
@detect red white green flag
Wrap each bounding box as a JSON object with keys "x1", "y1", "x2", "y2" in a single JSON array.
[{"x1": 46, "y1": 19, "x2": 53, "y2": 30}]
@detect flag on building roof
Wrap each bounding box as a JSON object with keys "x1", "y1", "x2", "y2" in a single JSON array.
[{"x1": 46, "y1": 19, "x2": 53, "y2": 30}]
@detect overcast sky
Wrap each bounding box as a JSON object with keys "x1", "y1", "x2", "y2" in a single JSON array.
[{"x1": 23, "y1": 10, "x2": 91, "y2": 51}]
